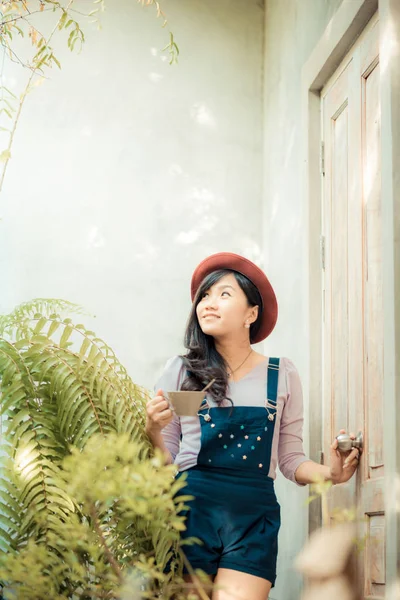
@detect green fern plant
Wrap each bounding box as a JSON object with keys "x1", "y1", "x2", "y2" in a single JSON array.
[{"x1": 0, "y1": 299, "x2": 195, "y2": 599}]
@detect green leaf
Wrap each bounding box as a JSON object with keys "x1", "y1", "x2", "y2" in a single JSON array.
[
  {"x1": 31, "y1": 334, "x2": 52, "y2": 345},
  {"x1": 1, "y1": 361, "x2": 18, "y2": 386},
  {"x1": 34, "y1": 44, "x2": 47, "y2": 58},
  {"x1": 6, "y1": 407, "x2": 31, "y2": 434},
  {"x1": 47, "y1": 320, "x2": 60, "y2": 338},
  {"x1": 51, "y1": 54, "x2": 61, "y2": 69},
  {"x1": 58, "y1": 11, "x2": 68, "y2": 30},
  {"x1": 3, "y1": 86, "x2": 17, "y2": 99},
  {"x1": 58, "y1": 382, "x2": 86, "y2": 432},
  {"x1": 0, "y1": 149, "x2": 11, "y2": 162},
  {"x1": 13, "y1": 339, "x2": 31, "y2": 349},
  {"x1": 33, "y1": 317, "x2": 48, "y2": 335},
  {"x1": 0, "y1": 492, "x2": 21, "y2": 515},
  {"x1": 59, "y1": 325, "x2": 73, "y2": 348},
  {"x1": 0, "y1": 513, "x2": 18, "y2": 531},
  {"x1": 11, "y1": 418, "x2": 33, "y2": 441}
]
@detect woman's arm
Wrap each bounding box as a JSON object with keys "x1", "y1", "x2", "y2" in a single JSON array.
[
  {"x1": 147, "y1": 356, "x2": 185, "y2": 465},
  {"x1": 294, "y1": 460, "x2": 331, "y2": 484},
  {"x1": 277, "y1": 359, "x2": 308, "y2": 485},
  {"x1": 294, "y1": 431, "x2": 361, "y2": 485},
  {"x1": 146, "y1": 388, "x2": 181, "y2": 465},
  {"x1": 278, "y1": 361, "x2": 361, "y2": 486},
  {"x1": 146, "y1": 427, "x2": 174, "y2": 465}
]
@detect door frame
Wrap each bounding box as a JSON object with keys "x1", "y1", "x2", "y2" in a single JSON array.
[{"x1": 301, "y1": 0, "x2": 400, "y2": 596}]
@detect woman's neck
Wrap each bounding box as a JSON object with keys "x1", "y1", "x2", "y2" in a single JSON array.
[{"x1": 214, "y1": 338, "x2": 252, "y2": 367}]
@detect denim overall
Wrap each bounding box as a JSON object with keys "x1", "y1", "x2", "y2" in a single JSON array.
[{"x1": 178, "y1": 358, "x2": 281, "y2": 585}]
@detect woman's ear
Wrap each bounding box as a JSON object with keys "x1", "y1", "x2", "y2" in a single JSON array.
[{"x1": 248, "y1": 305, "x2": 259, "y2": 325}]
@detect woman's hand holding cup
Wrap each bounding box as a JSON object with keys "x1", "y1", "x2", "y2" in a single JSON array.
[{"x1": 145, "y1": 389, "x2": 173, "y2": 436}]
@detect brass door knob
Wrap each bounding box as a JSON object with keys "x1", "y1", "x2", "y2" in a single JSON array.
[{"x1": 336, "y1": 431, "x2": 363, "y2": 453}]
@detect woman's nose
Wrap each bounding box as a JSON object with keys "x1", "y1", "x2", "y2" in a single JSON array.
[{"x1": 205, "y1": 296, "x2": 218, "y2": 310}]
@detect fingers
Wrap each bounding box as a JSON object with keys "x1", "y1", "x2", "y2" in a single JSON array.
[
  {"x1": 146, "y1": 389, "x2": 173, "y2": 426},
  {"x1": 344, "y1": 457, "x2": 359, "y2": 471},
  {"x1": 332, "y1": 429, "x2": 346, "y2": 447},
  {"x1": 151, "y1": 388, "x2": 166, "y2": 403},
  {"x1": 334, "y1": 429, "x2": 359, "y2": 449},
  {"x1": 329, "y1": 439, "x2": 342, "y2": 478},
  {"x1": 330, "y1": 429, "x2": 362, "y2": 483},
  {"x1": 332, "y1": 428, "x2": 361, "y2": 460},
  {"x1": 344, "y1": 448, "x2": 360, "y2": 469},
  {"x1": 147, "y1": 396, "x2": 169, "y2": 412},
  {"x1": 147, "y1": 389, "x2": 168, "y2": 408},
  {"x1": 332, "y1": 429, "x2": 345, "y2": 447}
]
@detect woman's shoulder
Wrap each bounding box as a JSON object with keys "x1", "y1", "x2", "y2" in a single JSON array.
[
  {"x1": 154, "y1": 355, "x2": 185, "y2": 392},
  {"x1": 279, "y1": 357, "x2": 299, "y2": 373},
  {"x1": 256, "y1": 354, "x2": 298, "y2": 373},
  {"x1": 262, "y1": 356, "x2": 302, "y2": 393},
  {"x1": 162, "y1": 354, "x2": 185, "y2": 372}
]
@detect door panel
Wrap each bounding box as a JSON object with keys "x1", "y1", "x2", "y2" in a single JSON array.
[{"x1": 321, "y1": 14, "x2": 384, "y2": 599}]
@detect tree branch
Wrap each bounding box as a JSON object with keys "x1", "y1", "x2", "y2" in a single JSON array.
[
  {"x1": 0, "y1": 0, "x2": 74, "y2": 192},
  {"x1": 1, "y1": 7, "x2": 53, "y2": 27}
]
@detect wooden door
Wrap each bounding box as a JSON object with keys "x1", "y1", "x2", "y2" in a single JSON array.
[{"x1": 321, "y1": 13, "x2": 384, "y2": 599}]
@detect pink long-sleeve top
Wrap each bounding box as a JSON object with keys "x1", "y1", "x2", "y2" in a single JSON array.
[{"x1": 154, "y1": 356, "x2": 308, "y2": 486}]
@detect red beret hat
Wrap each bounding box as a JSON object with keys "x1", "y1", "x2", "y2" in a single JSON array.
[{"x1": 190, "y1": 252, "x2": 278, "y2": 343}]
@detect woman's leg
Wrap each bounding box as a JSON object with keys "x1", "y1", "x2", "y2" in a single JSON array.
[
  {"x1": 182, "y1": 573, "x2": 215, "y2": 599},
  {"x1": 212, "y1": 568, "x2": 272, "y2": 600}
]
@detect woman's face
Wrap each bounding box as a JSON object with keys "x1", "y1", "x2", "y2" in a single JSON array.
[{"x1": 195, "y1": 273, "x2": 258, "y2": 340}]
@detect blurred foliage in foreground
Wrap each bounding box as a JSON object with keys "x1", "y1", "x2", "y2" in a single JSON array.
[{"x1": 0, "y1": 299, "x2": 198, "y2": 599}]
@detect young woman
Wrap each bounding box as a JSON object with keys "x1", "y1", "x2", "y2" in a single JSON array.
[{"x1": 146, "y1": 252, "x2": 361, "y2": 600}]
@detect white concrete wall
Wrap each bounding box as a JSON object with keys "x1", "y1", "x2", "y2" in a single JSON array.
[
  {"x1": 262, "y1": 1, "x2": 343, "y2": 599},
  {"x1": 0, "y1": 0, "x2": 264, "y2": 388},
  {"x1": 1, "y1": 1, "x2": 359, "y2": 597}
]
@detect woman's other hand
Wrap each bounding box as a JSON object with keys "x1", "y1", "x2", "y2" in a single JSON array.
[{"x1": 330, "y1": 429, "x2": 362, "y2": 484}]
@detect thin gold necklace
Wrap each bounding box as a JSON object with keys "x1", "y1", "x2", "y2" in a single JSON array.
[{"x1": 226, "y1": 349, "x2": 253, "y2": 379}]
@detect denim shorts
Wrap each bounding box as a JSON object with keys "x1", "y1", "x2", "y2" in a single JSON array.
[{"x1": 178, "y1": 465, "x2": 281, "y2": 586}]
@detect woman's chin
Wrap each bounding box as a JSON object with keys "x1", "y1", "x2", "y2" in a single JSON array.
[{"x1": 200, "y1": 324, "x2": 222, "y2": 337}]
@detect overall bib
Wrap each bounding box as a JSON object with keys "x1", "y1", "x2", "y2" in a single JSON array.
[{"x1": 178, "y1": 358, "x2": 281, "y2": 586}]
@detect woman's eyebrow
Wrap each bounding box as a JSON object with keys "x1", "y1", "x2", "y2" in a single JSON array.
[{"x1": 214, "y1": 284, "x2": 235, "y2": 291}]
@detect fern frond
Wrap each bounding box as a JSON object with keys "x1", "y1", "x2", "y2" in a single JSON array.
[
  {"x1": 0, "y1": 341, "x2": 75, "y2": 552},
  {"x1": 0, "y1": 298, "x2": 89, "y2": 339},
  {"x1": 0, "y1": 299, "x2": 183, "y2": 598}
]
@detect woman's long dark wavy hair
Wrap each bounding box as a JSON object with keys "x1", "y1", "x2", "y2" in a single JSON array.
[{"x1": 180, "y1": 269, "x2": 263, "y2": 404}]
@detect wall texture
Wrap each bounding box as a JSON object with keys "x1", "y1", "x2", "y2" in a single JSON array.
[
  {"x1": 262, "y1": 1, "x2": 343, "y2": 598},
  {"x1": 0, "y1": 0, "x2": 265, "y2": 388},
  {"x1": 5, "y1": 1, "x2": 378, "y2": 597}
]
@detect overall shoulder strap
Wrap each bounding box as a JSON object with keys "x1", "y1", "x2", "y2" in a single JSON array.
[{"x1": 267, "y1": 357, "x2": 280, "y2": 405}]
